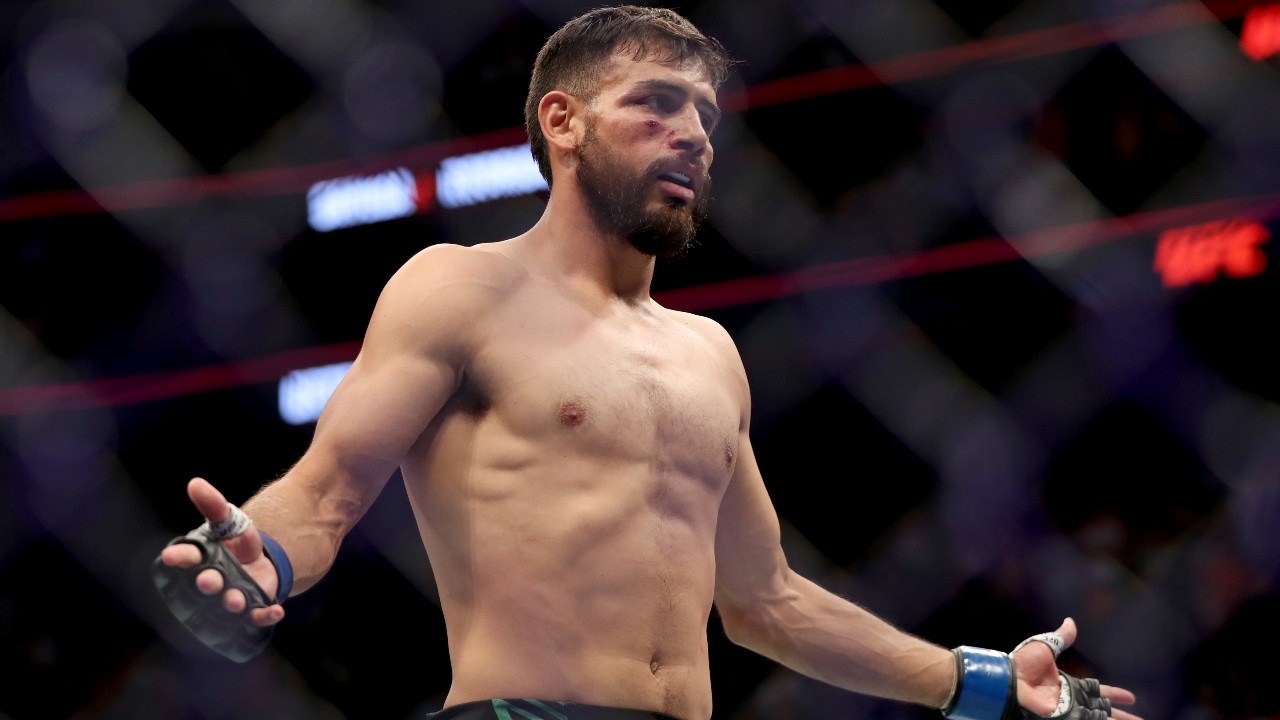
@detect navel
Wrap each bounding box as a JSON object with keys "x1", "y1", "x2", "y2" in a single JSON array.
[
  {"x1": 649, "y1": 648, "x2": 664, "y2": 675},
  {"x1": 558, "y1": 399, "x2": 588, "y2": 428}
]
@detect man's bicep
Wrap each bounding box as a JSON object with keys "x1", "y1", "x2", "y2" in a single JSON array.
[
  {"x1": 308, "y1": 347, "x2": 458, "y2": 480},
  {"x1": 301, "y1": 246, "x2": 483, "y2": 492},
  {"x1": 714, "y1": 434, "x2": 791, "y2": 611}
]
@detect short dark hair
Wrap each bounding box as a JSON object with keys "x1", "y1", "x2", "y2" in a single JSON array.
[{"x1": 524, "y1": 5, "x2": 734, "y2": 185}]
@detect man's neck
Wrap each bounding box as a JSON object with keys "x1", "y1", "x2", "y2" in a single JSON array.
[{"x1": 519, "y1": 190, "x2": 658, "y2": 305}]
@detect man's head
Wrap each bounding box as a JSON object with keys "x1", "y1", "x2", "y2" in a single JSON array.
[{"x1": 524, "y1": 6, "x2": 733, "y2": 186}]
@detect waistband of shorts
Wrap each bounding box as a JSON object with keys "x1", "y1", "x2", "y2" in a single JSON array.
[{"x1": 426, "y1": 698, "x2": 683, "y2": 720}]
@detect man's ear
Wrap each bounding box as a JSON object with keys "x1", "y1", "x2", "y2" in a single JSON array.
[{"x1": 539, "y1": 90, "x2": 583, "y2": 161}]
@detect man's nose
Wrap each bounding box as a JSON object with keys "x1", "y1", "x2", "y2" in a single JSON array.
[{"x1": 670, "y1": 107, "x2": 710, "y2": 158}]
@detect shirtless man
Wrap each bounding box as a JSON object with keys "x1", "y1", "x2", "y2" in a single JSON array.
[{"x1": 155, "y1": 7, "x2": 1142, "y2": 720}]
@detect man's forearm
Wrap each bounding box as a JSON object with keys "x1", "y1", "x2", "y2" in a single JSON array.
[
  {"x1": 718, "y1": 571, "x2": 955, "y2": 709},
  {"x1": 241, "y1": 457, "x2": 383, "y2": 596}
]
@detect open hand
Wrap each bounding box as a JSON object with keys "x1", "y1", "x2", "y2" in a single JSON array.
[
  {"x1": 159, "y1": 477, "x2": 284, "y2": 628},
  {"x1": 1011, "y1": 618, "x2": 1143, "y2": 720}
]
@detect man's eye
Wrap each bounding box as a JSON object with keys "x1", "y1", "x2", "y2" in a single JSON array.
[{"x1": 642, "y1": 95, "x2": 670, "y2": 111}]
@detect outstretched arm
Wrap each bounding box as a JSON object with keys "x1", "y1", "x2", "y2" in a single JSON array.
[
  {"x1": 706, "y1": 327, "x2": 1140, "y2": 717},
  {"x1": 156, "y1": 243, "x2": 506, "y2": 637},
  {"x1": 712, "y1": 434, "x2": 956, "y2": 708}
]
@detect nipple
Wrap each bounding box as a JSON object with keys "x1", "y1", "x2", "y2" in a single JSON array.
[{"x1": 558, "y1": 400, "x2": 587, "y2": 428}]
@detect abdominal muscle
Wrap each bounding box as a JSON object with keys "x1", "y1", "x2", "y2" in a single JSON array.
[{"x1": 401, "y1": 422, "x2": 723, "y2": 720}]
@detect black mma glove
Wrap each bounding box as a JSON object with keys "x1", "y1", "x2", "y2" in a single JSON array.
[
  {"x1": 1041, "y1": 673, "x2": 1111, "y2": 720},
  {"x1": 151, "y1": 505, "x2": 292, "y2": 663}
]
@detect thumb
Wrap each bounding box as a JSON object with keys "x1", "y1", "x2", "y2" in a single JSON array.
[
  {"x1": 187, "y1": 477, "x2": 232, "y2": 523},
  {"x1": 187, "y1": 477, "x2": 264, "y2": 565},
  {"x1": 1055, "y1": 617, "x2": 1078, "y2": 649}
]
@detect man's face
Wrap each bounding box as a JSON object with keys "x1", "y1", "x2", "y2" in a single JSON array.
[
  {"x1": 573, "y1": 53, "x2": 719, "y2": 258},
  {"x1": 577, "y1": 117, "x2": 711, "y2": 258}
]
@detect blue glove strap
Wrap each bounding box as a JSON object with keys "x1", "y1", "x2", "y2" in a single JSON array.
[
  {"x1": 258, "y1": 530, "x2": 293, "y2": 603},
  {"x1": 946, "y1": 646, "x2": 1015, "y2": 720}
]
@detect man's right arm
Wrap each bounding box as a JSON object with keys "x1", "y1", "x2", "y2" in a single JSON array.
[{"x1": 158, "y1": 243, "x2": 510, "y2": 626}]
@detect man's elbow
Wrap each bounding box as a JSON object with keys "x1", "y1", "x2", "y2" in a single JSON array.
[{"x1": 715, "y1": 594, "x2": 787, "y2": 654}]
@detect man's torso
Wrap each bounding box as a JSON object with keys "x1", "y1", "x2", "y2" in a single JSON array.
[{"x1": 399, "y1": 243, "x2": 745, "y2": 720}]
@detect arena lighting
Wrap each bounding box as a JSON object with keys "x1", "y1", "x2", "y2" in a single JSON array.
[
  {"x1": 1240, "y1": 3, "x2": 1280, "y2": 59},
  {"x1": 303, "y1": 144, "x2": 544, "y2": 232},
  {"x1": 1153, "y1": 218, "x2": 1271, "y2": 287},
  {"x1": 435, "y1": 143, "x2": 547, "y2": 209},
  {"x1": 306, "y1": 168, "x2": 430, "y2": 232},
  {"x1": 271, "y1": 206, "x2": 1277, "y2": 425},
  {"x1": 0, "y1": 1, "x2": 1264, "y2": 224},
  {"x1": 3, "y1": 193, "x2": 1276, "y2": 418},
  {"x1": 278, "y1": 361, "x2": 354, "y2": 424}
]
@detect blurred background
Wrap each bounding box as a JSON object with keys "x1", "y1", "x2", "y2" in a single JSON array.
[{"x1": 2, "y1": 0, "x2": 1279, "y2": 718}]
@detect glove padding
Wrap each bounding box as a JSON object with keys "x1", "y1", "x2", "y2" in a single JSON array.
[
  {"x1": 999, "y1": 671, "x2": 1110, "y2": 720},
  {"x1": 1015, "y1": 672, "x2": 1110, "y2": 720},
  {"x1": 151, "y1": 527, "x2": 273, "y2": 663}
]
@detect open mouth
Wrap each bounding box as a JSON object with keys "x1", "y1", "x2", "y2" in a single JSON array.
[
  {"x1": 658, "y1": 171, "x2": 694, "y2": 190},
  {"x1": 656, "y1": 171, "x2": 696, "y2": 204}
]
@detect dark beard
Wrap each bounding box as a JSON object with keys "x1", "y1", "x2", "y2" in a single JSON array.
[{"x1": 577, "y1": 124, "x2": 711, "y2": 259}]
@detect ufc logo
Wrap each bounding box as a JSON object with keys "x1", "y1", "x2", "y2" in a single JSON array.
[{"x1": 1152, "y1": 219, "x2": 1270, "y2": 288}]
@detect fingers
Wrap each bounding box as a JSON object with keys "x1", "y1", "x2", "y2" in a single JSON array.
[
  {"x1": 249, "y1": 605, "x2": 286, "y2": 627},
  {"x1": 192, "y1": 565, "x2": 245, "y2": 611},
  {"x1": 1100, "y1": 685, "x2": 1137, "y2": 705},
  {"x1": 188, "y1": 564, "x2": 285, "y2": 625},
  {"x1": 186, "y1": 477, "x2": 263, "y2": 565},
  {"x1": 214, "y1": 585, "x2": 285, "y2": 625},
  {"x1": 222, "y1": 591, "x2": 285, "y2": 625},
  {"x1": 172, "y1": 478, "x2": 276, "y2": 610},
  {"x1": 1100, "y1": 684, "x2": 1142, "y2": 720},
  {"x1": 187, "y1": 477, "x2": 232, "y2": 523},
  {"x1": 157, "y1": 532, "x2": 239, "y2": 601},
  {"x1": 160, "y1": 543, "x2": 201, "y2": 568},
  {"x1": 194, "y1": 568, "x2": 251, "y2": 616},
  {"x1": 195, "y1": 567, "x2": 224, "y2": 595},
  {"x1": 222, "y1": 586, "x2": 248, "y2": 613}
]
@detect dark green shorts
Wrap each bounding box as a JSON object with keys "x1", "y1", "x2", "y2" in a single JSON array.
[{"x1": 426, "y1": 699, "x2": 681, "y2": 720}]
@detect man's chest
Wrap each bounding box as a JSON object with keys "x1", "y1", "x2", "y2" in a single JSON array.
[{"x1": 466, "y1": 303, "x2": 741, "y2": 476}]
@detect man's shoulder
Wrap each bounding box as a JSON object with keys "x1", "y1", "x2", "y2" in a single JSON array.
[
  {"x1": 662, "y1": 305, "x2": 727, "y2": 335},
  {"x1": 368, "y1": 242, "x2": 527, "y2": 337},
  {"x1": 660, "y1": 307, "x2": 750, "y2": 397},
  {"x1": 394, "y1": 241, "x2": 525, "y2": 287},
  {"x1": 662, "y1": 306, "x2": 740, "y2": 357},
  {"x1": 380, "y1": 241, "x2": 526, "y2": 306}
]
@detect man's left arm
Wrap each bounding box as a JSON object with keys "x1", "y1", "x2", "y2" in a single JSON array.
[
  {"x1": 712, "y1": 431, "x2": 956, "y2": 709},
  {"x1": 705, "y1": 324, "x2": 1141, "y2": 718}
]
